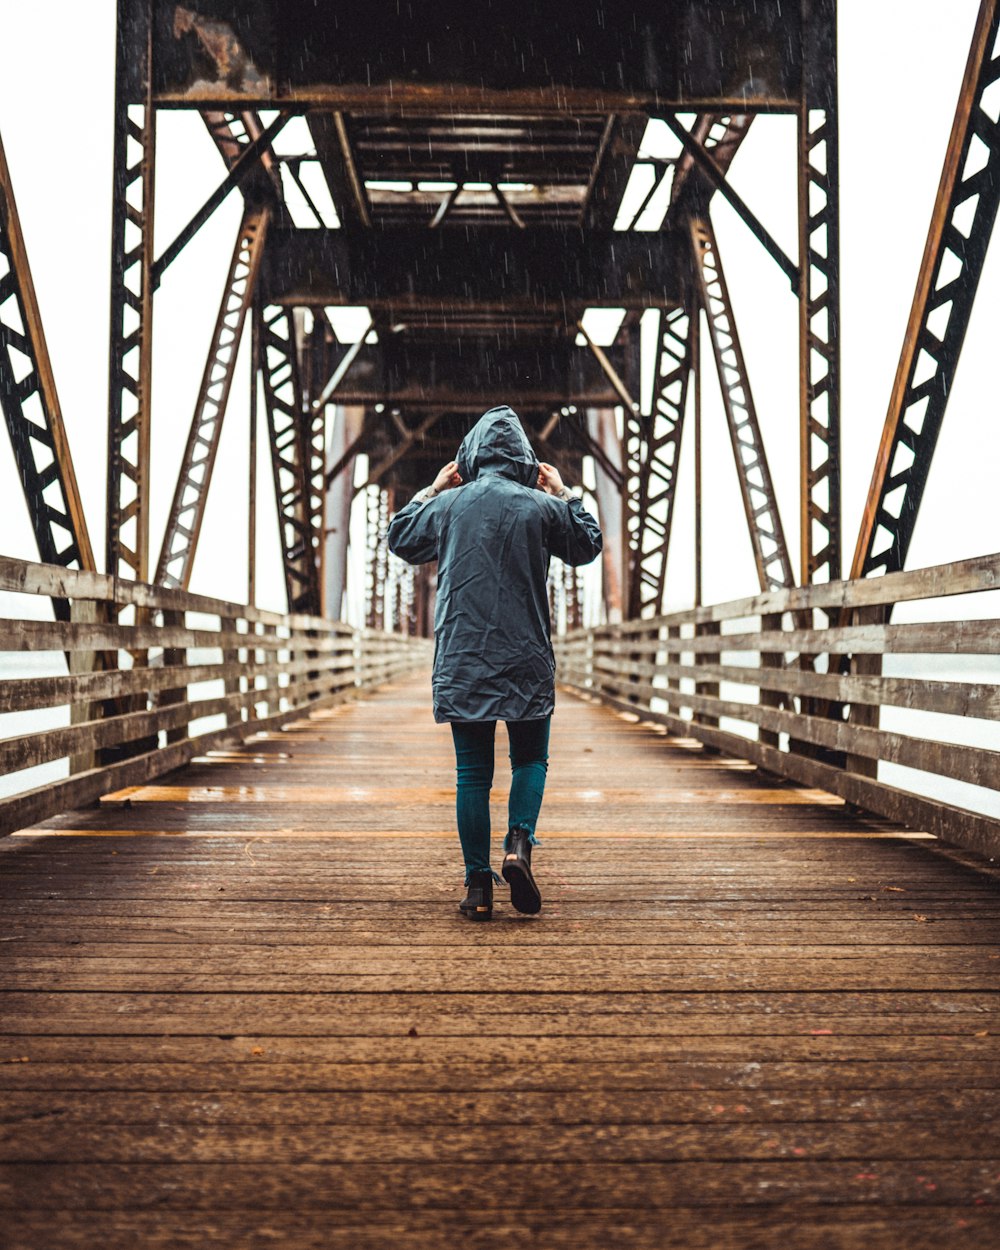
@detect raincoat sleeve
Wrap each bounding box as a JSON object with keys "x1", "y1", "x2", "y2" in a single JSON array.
[
  {"x1": 387, "y1": 495, "x2": 440, "y2": 565},
  {"x1": 548, "y1": 496, "x2": 603, "y2": 567}
]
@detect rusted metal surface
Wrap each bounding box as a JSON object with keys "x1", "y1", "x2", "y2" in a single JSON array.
[
  {"x1": 256, "y1": 302, "x2": 320, "y2": 614},
  {"x1": 853, "y1": 0, "x2": 1000, "y2": 580},
  {"x1": 152, "y1": 1, "x2": 805, "y2": 109},
  {"x1": 798, "y1": 0, "x2": 841, "y2": 587},
  {"x1": 688, "y1": 214, "x2": 795, "y2": 592},
  {"x1": 0, "y1": 131, "x2": 94, "y2": 577},
  {"x1": 624, "y1": 308, "x2": 693, "y2": 618},
  {"x1": 106, "y1": 0, "x2": 155, "y2": 584},
  {"x1": 156, "y1": 205, "x2": 269, "y2": 589}
]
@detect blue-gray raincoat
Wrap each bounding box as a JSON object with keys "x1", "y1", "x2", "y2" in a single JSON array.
[{"x1": 387, "y1": 408, "x2": 603, "y2": 723}]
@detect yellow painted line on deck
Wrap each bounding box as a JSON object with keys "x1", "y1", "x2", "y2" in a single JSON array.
[{"x1": 99, "y1": 785, "x2": 845, "y2": 806}]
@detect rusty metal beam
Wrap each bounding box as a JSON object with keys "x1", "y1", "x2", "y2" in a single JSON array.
[
  {"x1": 689, "y1": 215, "x2": 795, "y2": 592},
  {"x1": 324, "y1": 406, "x2": 365, "y2": 620},
  {"x1": 0, "y1": 130, "x2": 94, "y2": 575},
  {"x1": 586, "y1": 408, "x2": 625, "y2": 622},
  {"x1": 257, "y1": 302, "x2": 320, "y2": 613},
  {"x1": 624, "y1": 306, "x2": 693, "y2": 618},
  {"x1": 261, "y1": 225, "x2": 685, "y2": 312},
  {"x1": 798, "y1": 0, "x2": 842, "y2": 588},
  {"x1": 580, "y1": 114, "x2": 648, "y2": 228},
  {"x1": 302, "y1": 111, "x2": 373, "y2": 230},
  {"x1": 659, "y1": 112, "x2": 799, "y2": 292},
  {"x1": 151, "y1": 111, "x2": 293, "y2": 288},
  {"x1": 155, "y1": 205, "x2": 269, "y2": 589},
  {"x1": 853, "y1": 0, "x2": 1000, "y2": 579},
  {"x1": 106, "y1": 0, "x2": 155, "y2": 583},
  {"x1": 668, "y1": 113, "x2": 753, "y2": 217}
]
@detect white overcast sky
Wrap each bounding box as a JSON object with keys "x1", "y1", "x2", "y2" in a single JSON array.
[{"x1": 0, "y1": 0, "x2": 997, "y2": 618}]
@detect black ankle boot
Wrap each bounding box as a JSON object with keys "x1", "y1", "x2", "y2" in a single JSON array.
[
  {"x1": 459, "y1": 869, "x2": 494, "y2": 920},
  {"x1": 502, "y1": 827, "x2": 542, "y2": 915}
]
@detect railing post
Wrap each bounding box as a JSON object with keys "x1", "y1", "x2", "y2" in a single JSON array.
[
  {"x1": 68, "y1": 598, "x2": 107, "y2": 774},
  {"x1": 221, "y1": 615, "x2": 241, "y2": 728},
  {"x1": 161, "y1": 608, "x2": 189, "y2": 745},
  {"x1": 694, "y1": 618, "x2": 720, "y2": 734},
  {"x1": 759, "y1": 612, "x2": 783, "y2": 750},
  {"x1": 846, "y1": 604, "x2": 884, "y2": 779}
]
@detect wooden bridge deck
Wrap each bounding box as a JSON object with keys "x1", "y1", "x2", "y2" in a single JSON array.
[{"x1": 1, "y1": 670, "x2": 999, "y2": 1247}]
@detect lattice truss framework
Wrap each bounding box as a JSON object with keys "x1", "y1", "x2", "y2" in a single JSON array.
[
  {"x1": 0, "y1": 134, "x2": 93, "y2": 576},
  {"x1": 106, "y1": 97, "x2": 155, "y2": 582},
  {"x1": 10, "y1": 0, "x2": 1000, "y2": 639},
  {"x1": 799, "y1": 28, "x2": 842, "y2": 588},
  {"x1": 689, "y1": 215, "x2": 795, "y2": 594},
  {"x1": 624, "y1": 307, "x2": 692, "y2": 619},
  {"x1": 258, "y1": 302, "x2": 320, "y2": 613},
  {"x1": 854, "y1": 0, "x2": 1000, "y2": 579},
  {"x1": 157, "y1": 206, "x2": 269, "y2": 588}
]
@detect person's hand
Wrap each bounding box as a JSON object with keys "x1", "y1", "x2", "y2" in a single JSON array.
[
  {"x1": 432, "y1": 461, "x2": 462, "y2": 494},
  {"x1": 537, "y1": 463, "x2": 565, "y2": 495}
]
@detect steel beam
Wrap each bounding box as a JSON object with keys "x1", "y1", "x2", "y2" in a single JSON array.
[
  {"x1": 151, "y1": 111, "x2": 293, "y2": 288},
  {"x1": 689, "y1": 215, "x2": 795, "y2": 592},
  {"x1": 261, "y1": 226, "x2": 685, "y2": 312},
  {"x1": 257, "y1": 301, "x2": 320, "y2": 613},
  {"x1": 586, "y1": 408, "x2": 625, "y2": 622},
  {"x1": 324, "y1": 406, "x2": 365, "y2": 620},
  {"x1": 581, "y1": 114, "x2": 648, "y2": 228},
  {"x1": 852, "y1": 0, "x2": 1000, "y2": 579},
  {"x1": 624, "y1": 306, "x2": 693, "y2": 618},
  {"x1": 659, "y1": 112, "x2": 799, "y2": 292},
  {"x1": 0, "y1": 130, "x2": 94, "y2": 575},
  {"x1": 106, "y1": 0, "x2": 155, "y2": 583},
  {"x1": 155, "y1": 205, "x2": 269, "y2": 589},
  {"x1": 798, "y1": 0, "x2": 842, "y2": 587}
]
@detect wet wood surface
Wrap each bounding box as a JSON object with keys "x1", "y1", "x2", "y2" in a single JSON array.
[{"x1": 2, "y1": 670, "x2": 999, "y2": 1247}]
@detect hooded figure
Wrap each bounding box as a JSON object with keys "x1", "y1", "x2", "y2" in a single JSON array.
[{"x1": 387, "y1": 407, "x2": 603, "y2": 723}]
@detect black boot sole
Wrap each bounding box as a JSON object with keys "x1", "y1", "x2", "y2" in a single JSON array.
[{"x1": 502, "y1": 856, "x2": 542, "y2": 915}]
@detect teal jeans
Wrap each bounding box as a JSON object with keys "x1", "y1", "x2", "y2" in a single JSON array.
[{"x1": 450, "y1": 718, "x2": 550, "y2": 881}]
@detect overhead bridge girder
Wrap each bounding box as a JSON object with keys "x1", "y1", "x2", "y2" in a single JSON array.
[
  {"x1": 261, "y1": 227, "x2": 685, "y2": 314},
  {"x1": 146, "y1": 0, "x2": 806, "y2": 110},
  {"x1": 322, "y1": 339, "x2": 640, "y2": 411}
]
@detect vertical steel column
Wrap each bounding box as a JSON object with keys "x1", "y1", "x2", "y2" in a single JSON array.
[
  {"x1": 156, "y1": 205, "x2": 270, "y2": 588},
  {"x1": 852, "y1": 0, "x2": 1000, "y2": 579},
  {"x1": 586, "y1": 408, "x2": 625, "y2": 623},
  {"x1": 248, "y1": 299, "x2": 260, "y2": 606},
  {"x1": 623, "y1": 306, "x2": 693, "y2": 618},
  {"x1": 106, "y1": 0, "x2": 155, "y2": 582},
  {"x1": 0, "y1": 130, "x2": 94, "y2": 574},
  {"x1": 257, "y1": 302, "x2": 321, "y2": 613},
  {"x1": 324, "y1": 405, "x2": 365, "y2": 621},
  {"x1": 689, "y1": 215, "x2": 795, "y2": 592},
  {"x1": 799, "y1": 0, "x2": 842, "y2": 586}
]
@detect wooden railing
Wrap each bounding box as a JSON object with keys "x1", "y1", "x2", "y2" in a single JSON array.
[
  {"x1": 0, "y1": 556, "x2": 431, "y2": 836},
  {"x1": 555, "y1": 553, "x2": 1000, "y2": 859}
]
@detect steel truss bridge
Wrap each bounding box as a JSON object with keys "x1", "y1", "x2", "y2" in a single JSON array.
[{"x1": 1, "y1": 1, "x2": 1000, "y2": 1242}]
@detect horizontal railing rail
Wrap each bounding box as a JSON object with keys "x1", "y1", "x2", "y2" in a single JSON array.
[
  {"x1": 0, "y1": 555, "x2": 431, "y2": 836},
  {"x1": 554, "y1": 553, "x2": 1000, "y2": 859}
]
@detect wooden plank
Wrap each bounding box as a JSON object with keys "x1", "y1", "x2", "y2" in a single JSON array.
[
  {"x1": 1, "y1": 1159, "x2": 999, "y2": 1207},
  {"x1": 563, "y1": 683, "x2": 1000, "y2": 858},
  {"x1": 580, "y1": 672, "x2": 1000, "y2": 791},
  {"x1": 3, "y1": 670, "x2": 1000, "y2": 1244}
]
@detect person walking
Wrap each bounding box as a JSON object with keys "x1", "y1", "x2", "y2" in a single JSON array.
[{"x1": 387, "y1": 407, "x2": 603, "y2": 920}]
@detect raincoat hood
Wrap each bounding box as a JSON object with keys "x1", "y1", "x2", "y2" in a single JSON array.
[{"x1": 456, "y1": 407, "x2": 539, "y2": 487}]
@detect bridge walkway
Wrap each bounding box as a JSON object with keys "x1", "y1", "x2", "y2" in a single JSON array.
[{"x1": 1, "y1": 671, "x2": 999, "y2": 1247}]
